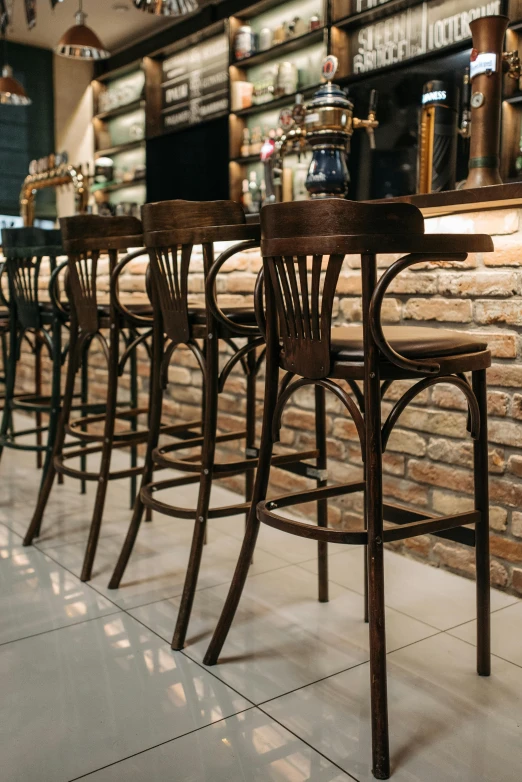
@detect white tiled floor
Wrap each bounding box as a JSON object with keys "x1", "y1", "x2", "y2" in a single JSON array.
[{"x1": 1, "y1": 439, "x2": 521, "y2": 781}]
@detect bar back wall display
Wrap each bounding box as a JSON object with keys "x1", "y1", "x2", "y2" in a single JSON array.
[{"x1": 161, "y1": 32, "x2": 229, "y2": 132}]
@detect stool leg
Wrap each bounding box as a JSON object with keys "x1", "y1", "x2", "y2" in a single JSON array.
[
  {"x1": 80, "y1": 323, "x2": 119, "y2": 582},
  {"x1": 364, "y1": 462, "x2": 369, "y2": 623},
  {"x1": 245, "y1": 339, "x2": 256, "y2": 516},
  {"x1": 363, "y1": 254, "x2": 390, "y2": 780},
  {"x1": 473, "y1": 368, "x2": 491, "y2": 676},
  {"x1": 39, "y1": 315, "x2": 63, "y2": 491},
  {"x1": 204, "y1": 332, "x2": 280, "y2": 666},
  {"x1": 129, "y1": 332, "x2": 138, "y2": 509},
  {"x1": 0, "y1": 316, "x2": 17, "y2": 465},
  {"x1": 315, "y1": 384, "x2": 328, "y2": 603},
  {"x1": 24, "y1": 323, "x2": 79, "y2": 545},
  {"x1": 35, "y1": 334, "x2": 43, "y2": 469},
  {"x1": 108, "y1": 323, "x2": 164, "y2": 590},
  {"x1": 171, "y1": 332, "x2": 219, "y2": 651},
  {"x1": 80, "y1": 340, "x2": 89, "y2": 494}
]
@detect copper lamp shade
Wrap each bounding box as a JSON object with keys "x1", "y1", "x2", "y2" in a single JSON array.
[
  {"x1": 0, "y1": 65, "x2": 31, "y2": 106},
  {"x1": 55, "y1": 9, "x2": 109, "y2": 60}
]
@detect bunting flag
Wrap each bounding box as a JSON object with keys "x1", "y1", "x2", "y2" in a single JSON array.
[
  {"x1": 133, "y1": 0, "x2": 200, "y2": 15},
  {"x1": 25, "y1": 0, "x2": 37, "y2": 29},
  {"x1": 50, "y1": 0, "x2": 64, "y2": 7},
  {"x1": 0, "y1": 0, "x2": 9, "y2": 35}
]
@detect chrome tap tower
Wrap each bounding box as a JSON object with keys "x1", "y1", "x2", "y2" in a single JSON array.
[{"x1": 265, "y1": 56, "x2": 378, "y2": 200}]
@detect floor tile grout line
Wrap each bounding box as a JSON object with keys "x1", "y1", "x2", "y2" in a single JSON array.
[
  {"x1": 255, "y1": 629, "x2": 445, "y2": 710},
  {"x1": 65, "y1": 705, "x2": 258, "y2": 782},
  {"x1": 292, "y1": 560, "x2": 446, "y2": 632},
  {"x1": 441, "y1": 628, "x2": 522, "y2": 671},
  {"x1": 255, "y1": 703, "x2": 361, "y2": 782},
  {"x1": 0, "y1": 609, "x2": 123, "y2": 649},
  {"x1": 443, "y1": 600, "x2": 522, "y2": 634},
  {"x1": 29, "y1": 536, "x2": 262, "y2": 710}
]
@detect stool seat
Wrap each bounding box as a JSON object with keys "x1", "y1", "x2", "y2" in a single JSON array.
[
  {"x1": 189, "y1": 305, "x2": 258, "y2": 326},
  {"x1": 331, "y1": 326, "x2": 488, "y2": 361}
]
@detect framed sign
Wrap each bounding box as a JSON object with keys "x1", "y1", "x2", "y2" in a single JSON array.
[
  {"x1": 349, "y1": 0, "x2": 502, "y2": 74},
  {"x1": 161, "y1": 33, "x2": 229, "y2": 132}
]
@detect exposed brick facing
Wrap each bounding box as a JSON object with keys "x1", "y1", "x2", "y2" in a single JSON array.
[{"x1": 5, "y1": 208, "x2": 522, "y2": 598}]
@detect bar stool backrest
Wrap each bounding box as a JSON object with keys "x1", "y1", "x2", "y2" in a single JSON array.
[
  {"x1": 260, "y1": 199, "x2": 425, "y2": 379},
  {"x1": 60, "y1": 215, "x2": 143, "y2": 334},
  {"x1": 142, "y1": 199, "x2": 246, "y2": 344},
  {"x1": 1, "y1": 227, "x2": 64, "y2": 330}
]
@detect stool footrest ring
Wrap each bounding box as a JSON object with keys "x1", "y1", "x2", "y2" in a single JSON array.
[
  {"x1": 259, "y1": 483, "x2": 480, "y2": 545},
  {"x1": 55, "y1": 448, "x2": 145, "y2": 482},
  {"x1": 141, "y1": 476, "x2": 249, "y2": 519}
]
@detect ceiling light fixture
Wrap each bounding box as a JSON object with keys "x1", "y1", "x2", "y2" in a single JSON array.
[
  {"x1": 132, "y1": 0, "x2": 200, "y2": 17},
  {"x1": 55, "y1": 0, "x2": 109, "y2": 60},
  {"x1": 0, "y1": 33, "x2": 31, "y2": 106}
]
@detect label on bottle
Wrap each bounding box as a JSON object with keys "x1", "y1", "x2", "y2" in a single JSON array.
[
  {"x1": 470, "y1": 51, "x2": 497, "y2": 79},
  {"x1": 305, "y1": 113, "x2": 320, "y2": 123}
]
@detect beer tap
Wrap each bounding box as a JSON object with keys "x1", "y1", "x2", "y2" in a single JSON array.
[
  {"x1": 458, "y1": 67, "x2": 472, "y2": 139},
  {"x1": 353, "y1": 89, "x2": 379, "y2": 149}
]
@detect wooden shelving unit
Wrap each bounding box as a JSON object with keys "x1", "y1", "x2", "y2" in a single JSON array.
[{"x1": 92, "y1": 61, "x2": 147, "y2": 214}]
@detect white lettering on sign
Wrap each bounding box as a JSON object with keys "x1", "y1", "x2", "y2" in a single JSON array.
[
  {"x1": 165, "y1": 82, "x2": 189, "y2": 104},
  {"x1": 356, "y1": 0, "x2": 393, "y2": 12},
  {"x1": 352, "y1": 0, "x2": 501, "y2": 74},
  {"x1": 422, "y1": 89, "x2": 447, "y2": 103}
]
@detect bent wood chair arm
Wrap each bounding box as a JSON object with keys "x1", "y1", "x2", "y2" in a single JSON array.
[
  {"x1": 110, "y1": 248, "x2": 152, "y2": 325},
  {"x1": 369, "y1": 252, "x2": 469, "y2": 375},
  {"x1": 205, "y1": 239, "x2": 260, "y2": 336}
]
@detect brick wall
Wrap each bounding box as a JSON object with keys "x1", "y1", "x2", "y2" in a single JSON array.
[{"x1": 5, "y1": 206, "x2": 522, "y2": 597}]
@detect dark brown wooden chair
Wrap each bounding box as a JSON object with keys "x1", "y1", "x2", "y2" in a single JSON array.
[
  {"x1": 23, "y1": 215, "x2": 155, "y2": 582},
  {"x1": 0, "y1": 228, "x2": 66, "y2": 485},
  {"x1": 108, "y1": 199, "x2": 330, "y2": 651},
  {"x1": 203, "y1": 199, "x2": 494, "y2": 780}
]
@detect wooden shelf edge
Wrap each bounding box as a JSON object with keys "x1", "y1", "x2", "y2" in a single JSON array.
[
  {"x1": 231, "y1": 28, "x2": 325, "y2": 69},
  {"x1": 94, "y1": 99, "x2": 145, "y2": 122},
  {"x1": 94, "y1": 140, "x2": 146, "y2": 158}
]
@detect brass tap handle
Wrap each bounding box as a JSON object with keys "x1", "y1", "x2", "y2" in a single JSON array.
[
  {"x1": 503, "y1": 50, "x2": 521, "y2": 79},
  {"x1": 353, "y1": 90, "x2": 379, "y2": 149}
]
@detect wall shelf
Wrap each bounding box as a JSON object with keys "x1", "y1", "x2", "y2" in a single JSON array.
[
  {"x1": 94, "y1": 99, "x2": 145, "y2": 122},
  {"x1": 232, "y1": 83, "x2": 321, "y2": 117},
  {"x1": 231, "y1": 28, "x2": 325, "y2": 69},
  {"x1": 94, "y1": 140, "x2": 145, "y2": 159},
  {"x1": 91, "y1": 177, "x2": 146, "y2": 194}
]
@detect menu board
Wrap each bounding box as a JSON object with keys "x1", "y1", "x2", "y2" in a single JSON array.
[
  {"x1": 350, "y1": 0, "x2": 502, "y2": 74},
  {"x1": 161, "y1": 33, "x2": 229, "y2": 132}
]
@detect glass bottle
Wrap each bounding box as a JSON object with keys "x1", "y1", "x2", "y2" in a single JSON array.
[{"x1": 248, "y1": 171, "x2": 262, "y2": 213}]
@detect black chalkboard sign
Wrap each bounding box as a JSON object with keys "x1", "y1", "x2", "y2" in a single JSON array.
[
  {"x1": 349, "y1": 0, "x2": 502, "y2": 75},
  {"x1": 161, "y1": 32, "x2": 229, "y2": 132}
]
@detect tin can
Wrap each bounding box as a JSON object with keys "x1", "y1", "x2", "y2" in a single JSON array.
[{"x1": 235, "y1": 25, "x2": 256, "y2": 60}]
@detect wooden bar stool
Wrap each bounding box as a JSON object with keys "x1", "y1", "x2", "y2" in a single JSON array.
[
  {"x1": 204, "y1": 199, "x2": 494, "y2": 779},
  {"x1": 0, "y1": 228, "x2": 67, "y2": 487},
  {"x1": 23, "y1": 215, "x2": 154, "y2": 582},
  {"x1": 109, "y1": 199, "x2": 330, "y2": 651}
]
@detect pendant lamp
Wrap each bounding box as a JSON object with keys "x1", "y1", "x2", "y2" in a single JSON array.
[
  {"x1": 0, "y1": 33, "x2": 31, "y2": 106},
  {"x1": 55, "y1": 0, "x2": 109, "y2": 60}
]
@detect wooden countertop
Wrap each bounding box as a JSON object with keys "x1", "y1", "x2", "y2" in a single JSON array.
[{"x1": 369, "y1": 182, "x2": 522, "y2": 217}]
